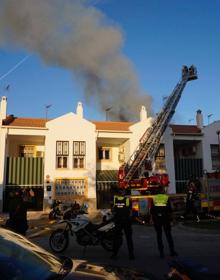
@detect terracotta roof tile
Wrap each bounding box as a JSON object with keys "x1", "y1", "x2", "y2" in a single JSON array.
[
  {"x1": 170, "y1": 124, "x2": 202, "y2": 134},
  {"x1": 91, "y1": 121, "x2": 133, "y2": 131},
  {"x1": 3, "y1": 116, "x2": 201, "y2": 135},
  {"x1": 3, "y1": 116, "x2": 47, "y2": 127},
  {"x1": 3, "y1": 116, "x2": 133, "y2": 131}
]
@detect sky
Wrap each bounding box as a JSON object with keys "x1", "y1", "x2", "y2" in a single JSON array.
[{"x1": 0, "y1": 0, "x2": 219, "y2": 125}]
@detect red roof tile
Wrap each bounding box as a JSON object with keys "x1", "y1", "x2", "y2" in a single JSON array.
[
  {"x1": 3, "y1": 116, "x2": 133, "y2": 131},
  {"x1": 170, "y1": 124, "x2": 202, "y2": 134},
  {"x1": 91, "y1": 121, "x2": 133, "y2": 131},
  {"x1": 3, "y1": 116, "x2": 201, "y2": 135},
  {"x1": 3, "y1": 116, "x2": 47, "y2": 127}
]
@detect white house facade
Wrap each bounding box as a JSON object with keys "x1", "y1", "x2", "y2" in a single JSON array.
[{"x1": 0, "y1": 96, "x2": 220, "y2": 212}]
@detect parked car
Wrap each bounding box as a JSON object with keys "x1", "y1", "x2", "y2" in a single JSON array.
[{"x1": 0, "y1": 227, "x2": 158, "y2": 280}]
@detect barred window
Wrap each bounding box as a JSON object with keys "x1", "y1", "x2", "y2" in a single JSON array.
[
  {"x1": 56, "y1": 141, "x2": 69, "y2": 168},
  {"x1": 73, "y1": 141, "x2": 86, "y2": 168}
]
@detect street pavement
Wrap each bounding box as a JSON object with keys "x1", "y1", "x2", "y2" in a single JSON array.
[{"x1": 27, "y1": 219, "x2": 220, "y2": 280}]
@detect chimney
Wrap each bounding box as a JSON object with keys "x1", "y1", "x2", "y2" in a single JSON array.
[
  {"x1": 196, "y1": 109, "x2": 203, "y2": 129},
  {"x1": 140, "y1": 106, "x2": 147, "y2": 121},
  {"x1": 0, "y1": 96, "x2": 7, "y2": 122},
  {"x1": 76, "y1": 102, "x2": 83, "y2": 118}
]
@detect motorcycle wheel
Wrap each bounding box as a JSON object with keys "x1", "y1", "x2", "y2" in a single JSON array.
[
  {"x1": 49, "y1": 229, "x2": 69, "y2": 253},
  {"x1": 101, "y1": 233, "x2": 123, "y2": 252}
]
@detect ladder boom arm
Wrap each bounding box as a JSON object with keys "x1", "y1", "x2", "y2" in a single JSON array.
[{"x1": 123, "y1": 65, "x2": 197, "y2": 183}]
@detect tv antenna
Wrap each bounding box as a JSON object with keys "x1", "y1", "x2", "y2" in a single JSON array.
[{"x1": 45, "y1": 104, "x2": 52, "y2": 120}]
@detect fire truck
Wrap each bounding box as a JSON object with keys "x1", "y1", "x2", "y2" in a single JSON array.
[
  {"x1": 200, "y1": 171, "x2": 220, "y2": 213},
  {"x1": 118, "y1": 65, "x2": 198, "y2": 220}
]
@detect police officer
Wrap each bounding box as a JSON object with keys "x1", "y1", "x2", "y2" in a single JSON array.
[
  {"x1": 111, "y1": 188, "x2": 135, "y2": 260},
  {"x1": 150, "y1": 186, "x2": 178, "y2": 258}
]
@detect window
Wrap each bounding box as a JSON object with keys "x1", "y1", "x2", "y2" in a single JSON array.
[
  {"x1": 56, "y1": 141, "x2": 69, "y2": 168},
  {"x1": 155, "y1": 144, "x2": 166, "y2": 171},
  {"x1": 20, "y1": 145, "x2": 35, "y2": 157},
  {"x1": 73, "y1": 141, "x2": 86, "y2": 168},
  {"x1": 98, "y1": 147, "x2": 111, "y2": 160},
  {"x1": 211, "y1": 144, "x2": 220, "y2": 170}
]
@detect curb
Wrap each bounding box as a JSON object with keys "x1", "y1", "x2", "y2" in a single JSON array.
[
  {"x1": 27, "y1": 227, "x2": 52, "y2": 239},
  {"x1": 177, "y1": 222, "x2": 220, "y2": 234}
]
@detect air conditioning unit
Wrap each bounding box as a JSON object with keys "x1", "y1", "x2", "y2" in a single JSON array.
[{"x1": 36, "y1": 151, "x2": 44, "y2": 157}]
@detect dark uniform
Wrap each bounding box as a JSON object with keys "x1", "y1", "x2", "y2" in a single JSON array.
[
  {"x1": 185, "y1": 182, "x2": 200, "y2": 222},
  {"x1": 8, "y1": 191, "x2": 28, "y2": 236},
  {"x1": 7, "y1": 189, "x2": 35, "y2": 236},
  {"x1": 150, "y1": 193, "x2": 177, "y2": 258},
  {"x1": 111, "y1": 194, "x2": 134, "y2": 260}
]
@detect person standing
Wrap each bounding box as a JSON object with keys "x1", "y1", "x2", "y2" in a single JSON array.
[
  {"x1": 111, "y1": 189, "x2": 135, "y2": 260},
  {"x1": 184, "y1": 181, "x2": 200, "y2": 222},
  {"x1": 8, "y1": 188, "x2": 35, "y2": 236},
  {"x1": 150, "y1": 187, "x2": 178, "y2": 258}
]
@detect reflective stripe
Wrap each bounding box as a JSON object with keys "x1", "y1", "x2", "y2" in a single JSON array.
[
  {"x1": 153, "y1": 194, "x2": 168, "y2": 206},
  {"x1": 114, "y1": 196, "x2": 130, "y2": 207}
]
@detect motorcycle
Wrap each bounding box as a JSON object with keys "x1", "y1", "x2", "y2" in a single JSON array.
[
  {"x1": 49, "y1": 210, "x2": 122, "y2": 253},
  {"x1": 48, "y1": 200, "x2": 63, "y2": 220},
  {"x1": 63, "y1": 202, "x2": 88, "y2": 220},
  {"x1": 49, "y1": 201, "x2": 87, "y2": 221},
  {"x1": 166, "y1": 258, "x2": 220, "y2": 280}
]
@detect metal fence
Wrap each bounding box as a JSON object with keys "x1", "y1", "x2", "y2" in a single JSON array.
[
  {"x1": 3, "y1": 157, "x2": 44, "y2": 211},
  {"x1": 175, "y1": 158, "x2": 203, "y2": 193}
]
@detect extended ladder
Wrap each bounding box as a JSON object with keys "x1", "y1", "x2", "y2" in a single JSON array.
[{"x1": 123, "y1": 65, "x2": 197, "y2": 182}]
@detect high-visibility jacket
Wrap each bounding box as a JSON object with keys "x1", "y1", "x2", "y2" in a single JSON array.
[
  {"x1": 152, "y1": 194, "x2": 169, "y2": 207},
  {"x1": 114, "y1": 196, "x2": 130, "y2": 207},
  {"x1": 151, "y1": 194, "x2": 172, "y2": 222}
]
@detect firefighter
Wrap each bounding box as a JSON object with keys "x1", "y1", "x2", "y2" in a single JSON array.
[
  {"x1": 111, "y1": 188, "x2": 135, "y2": 260},
  {"x1": 185, "y1": 180, "x2": 200, "y2": 222},
  {"x1": 150, "y1": 186, "x2": 178, "y2": 258}
]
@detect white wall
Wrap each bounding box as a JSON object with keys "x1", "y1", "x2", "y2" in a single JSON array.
[
  {"x1": 45, "y1": 113, "x2": 96, "y2": 203},
  {"x1": 203, "y1": 121, "x2": 220, "y2": 172},
  {"x1": 129, "y1": 117, "x2": 153, "y2": 155},
  {"x1": 0, "y1": 127, "x2": 7, "y2": 210},
  {"x1": 97, "y1": 146, "x2": 120, "y2": 170}
]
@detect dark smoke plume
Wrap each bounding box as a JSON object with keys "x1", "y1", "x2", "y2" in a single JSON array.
[{"x1": 0, "y1": 0, "x2": 152, "y2": 121}]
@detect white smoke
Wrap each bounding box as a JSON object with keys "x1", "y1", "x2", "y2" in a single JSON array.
[{"x1": 0, "y1": 0, "x2": 152, "y2": 121}]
